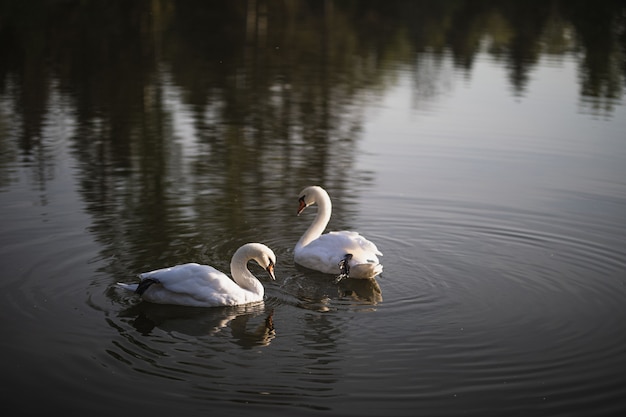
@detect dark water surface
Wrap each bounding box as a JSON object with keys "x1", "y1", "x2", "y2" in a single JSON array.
[{"x1": 1, "y1": 1, "x2": 625, "y2": 416}]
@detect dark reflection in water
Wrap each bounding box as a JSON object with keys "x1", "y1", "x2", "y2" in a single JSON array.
[
  {"x1": 118, "y1": 301, "x2": 275, "y2": 347},
  {"x1": 337, "y1": 277, "x2": 383, "y2": 304},
  {"x1": 282, "y1": 268, "x2": 383, "y2": 312},
  {"x1": 1, "y1": 0, "x2": 624, "y2": 181},
  {"x1": 1, "y1": 0, "x2": 622, "y2": 268}
]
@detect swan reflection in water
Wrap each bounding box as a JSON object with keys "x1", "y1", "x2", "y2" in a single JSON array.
[
  {"x1": 286, "y1": 268, "x2": 383, "y2": 312},
  {"x1": 337, "y1": 277, "x2": 383, "y2": 304},
  {"x1": 118, "y1": 301, "x2": 276, "y2": 348}
]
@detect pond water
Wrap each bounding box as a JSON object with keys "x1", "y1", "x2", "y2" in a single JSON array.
[{"x1": 1, "y1": 1, "x2": 625, "y2": 416}]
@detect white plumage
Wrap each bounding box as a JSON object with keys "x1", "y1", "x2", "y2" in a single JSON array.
[
  {"x1": 117, "y1": 243, "x2": 276, "y2": 307},
  {"x1": 294, "y1": 186, "x2": 382, "y2": 279}
]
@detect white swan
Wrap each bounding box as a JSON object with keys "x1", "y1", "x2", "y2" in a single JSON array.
[
  {"x1": 295, "y1": 186, "x2": 382, "y2": 280},
  {"x1": 116, "y1": 243, "x2": 276, "y2": 307}
]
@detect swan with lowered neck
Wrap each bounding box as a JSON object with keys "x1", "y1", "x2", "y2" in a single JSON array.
[
  {"x1": 116, "y1": 243, "x2": 276, "y2": 307},
  {"x1": 295, "y1": 186, "x2": 382, "y2": 280}
]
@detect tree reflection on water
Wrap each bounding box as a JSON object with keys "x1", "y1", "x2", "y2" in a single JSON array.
[{"x1": 0, "y1": 0, "x2": 624, "y2": 273}]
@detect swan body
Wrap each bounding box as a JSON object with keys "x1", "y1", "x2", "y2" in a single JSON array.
[
  {"x1": 294, "y1": 186, "x2": 382, "y2": 279},
  {"x1": 117, "y1": 243, "x2": 276, "y2": 307}
]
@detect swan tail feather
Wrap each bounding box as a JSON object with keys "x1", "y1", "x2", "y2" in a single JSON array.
[
  {"x1": 116, "y1": 278, "x2": 160, "y2": 295},
  {"x1": 115, "y1": 282, "x2": 138, "y2": 292},
  {"x1": 134, "y1": 278, "x2": 160, "y2": 295},
  {"x1": 349, "y1": 262, "x2": 383, "y2": 279}
]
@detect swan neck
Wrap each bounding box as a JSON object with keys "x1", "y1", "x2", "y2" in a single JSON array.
[
  {"x1": 297, "y1": 192, "x2": 331, "y2": 249},
  {"x1": 230, "y1": 250, "x2": 264, "y2": 296}
]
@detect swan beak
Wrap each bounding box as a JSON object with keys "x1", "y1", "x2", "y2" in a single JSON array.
[
  {"x1": 297, "y1": 198, "x2": 307, "y2": 215},
  {"x1": 266, "y1": 263, "x2": 276, "y2": 281}
]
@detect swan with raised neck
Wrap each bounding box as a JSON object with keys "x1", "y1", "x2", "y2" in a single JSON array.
[{"x1": 295, "y1": 186, "x2": 382, "y2": 280}]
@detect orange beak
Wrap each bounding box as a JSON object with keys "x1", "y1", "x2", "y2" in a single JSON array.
[
  {"x1": 297, "y1": 198, "x2": 307, "y2": 215},
  {"x1": 265, "y1": 263, "x2": 276, "y2": 280}
]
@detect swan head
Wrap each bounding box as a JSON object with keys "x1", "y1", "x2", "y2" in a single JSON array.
[
  {"x1": 262, "y1": 256, "x2": 276, "y2": 281},
  {"x1": 297, "y1": 185, "x2": 326, "y2": 215},
  {"x1": 245, "y1": 243, "x2": 276, "y2": 281}
]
